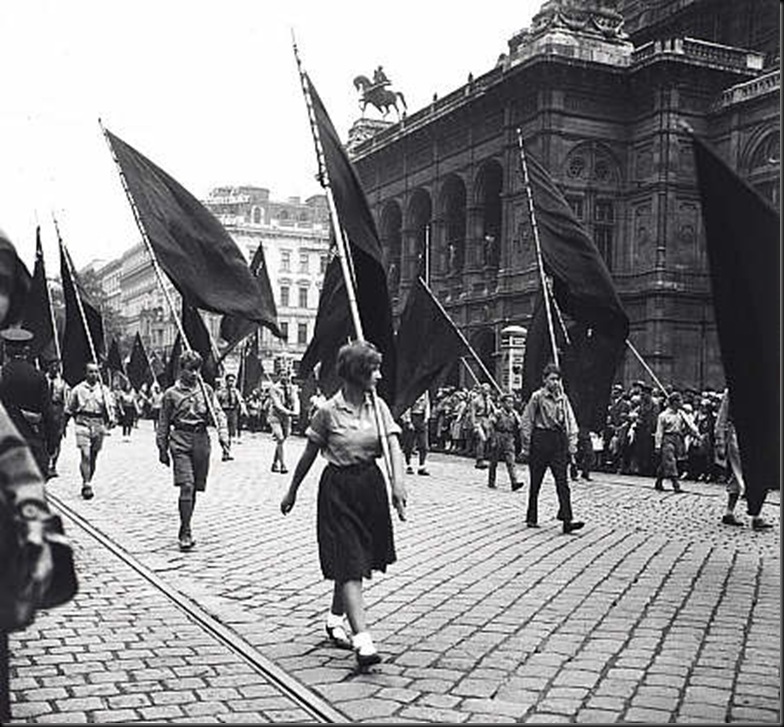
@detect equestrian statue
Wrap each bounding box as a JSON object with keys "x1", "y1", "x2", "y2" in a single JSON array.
[{"x1": 353, "y1": 65, "x2": 407, "y2": 118}]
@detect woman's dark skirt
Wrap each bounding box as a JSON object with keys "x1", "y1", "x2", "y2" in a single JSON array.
[{"x1": 317, "y1": 461, "x2": 396, "y2": 582}]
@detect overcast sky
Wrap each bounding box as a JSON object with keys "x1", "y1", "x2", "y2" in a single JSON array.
[{"x1": 0, "y1": 0, "x2": 540, "y2": 272}]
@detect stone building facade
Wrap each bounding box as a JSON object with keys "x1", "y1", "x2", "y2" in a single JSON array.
[
  {"x1": 88, "y1": 188, "x2": 330, "y2": 376},
  {"x1": 349, "y1": 0, "x2": 779, "y2": 390}
]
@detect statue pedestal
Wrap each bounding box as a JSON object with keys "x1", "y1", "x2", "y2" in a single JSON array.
[{"x1": 347, "y1": 117, "x2": 394, "y2": 154}]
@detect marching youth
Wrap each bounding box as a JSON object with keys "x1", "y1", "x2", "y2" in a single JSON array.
[{"x1": 280, "y1": 341, "x2": 406, "y2": 668}]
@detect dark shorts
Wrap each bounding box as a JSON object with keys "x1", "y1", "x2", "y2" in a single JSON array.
[
  {"x1": 317, "y1": 461, "x2": 396, "y2": 582},
  {"x1": 170, "y1": 430, "x2": 211, "y2": 491}
]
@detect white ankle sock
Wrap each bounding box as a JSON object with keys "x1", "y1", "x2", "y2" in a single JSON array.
[
  {"x1": 326, "y1": 612, "x2": 345, "y2": 629},
  {"x1": 352, "y1": 631, "x2": 376, "y2": 654}
]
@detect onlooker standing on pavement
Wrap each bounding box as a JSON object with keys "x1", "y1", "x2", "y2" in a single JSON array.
[
  {"x1": 487, "y1": 393, "x2": 523, "y2": 491},
  {"x1": 45, "y1": 360, "x2": 69, "y2": 478},
  {"x1": 217, "y1": 372, "x2": 245, "y2": 460},
  {"x1": 653, "y1": 391, "x2": 700, "y2": 493},
  {"x1": 157, "y1": 350, "x2": 229, "y2": 551},
  {"x1": 520, "y1": 363, "x2": 584, "y2": 534},
  {"x1": 268, "y1": 373, "x2": 298, "y2": 474},
  {"x1": 64, "y1": 362, "x2": 115, "y2": 500},
  {"x1": 714, "y1": 387, "x2": 772, "y2": 531},
  {"x1": 469, "y1": 383, "x2": 496, "y2": 469},
  {"x1": 401, "y1": 390, "x2": 431, "y2": 476},
  {"x1": 280, "y1": 341, "x2": 406, "y2": 668},
  {"x1": 0, "y1": 328, "x2": 58, "y2": 480}
]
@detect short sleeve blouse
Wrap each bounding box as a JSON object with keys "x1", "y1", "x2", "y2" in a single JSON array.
[{"x1": 306, "y1": 390, "x2": 401, "y2": 466}]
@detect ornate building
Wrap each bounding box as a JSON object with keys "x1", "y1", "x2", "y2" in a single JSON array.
[
  {"x1": 88, "y1": 188, "x2": 330, "y2": 376},
  {"x1": 349, "y1": 0, "x2": 779, "y2": 390}
]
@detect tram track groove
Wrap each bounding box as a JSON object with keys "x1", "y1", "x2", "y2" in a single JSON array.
[{"x1": 48, "y1": 492, "x2": 347, "y2": 724}]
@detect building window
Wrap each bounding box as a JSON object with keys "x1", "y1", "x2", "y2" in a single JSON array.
[
  {"x1": 566, "y1": 196, "x2": 584, "y2": 220},
  {"x1": 280, "y1": 251, "x2": 291, "y2": 272},
  {"x1": 594, "y1": 200, "x2": 614, "y2": 271},
  {"x1": 297, "y1": 322, "x2": 308, "y2": 345},
  {"x1": 280, "y1": 321, "x2": 289, "y2": 341},
  {"x1": 298, "y1": 286, "x2": 308, "y2": 308},
  {"x1": 299, "y1": 252, "x2": 309, "y2": 273},
  {"x1": 320, "y1": 254, "x2": 328, "y2": 274},
  {"x1": 280, "y1": 286, "x2": 290, "y2": 307}
]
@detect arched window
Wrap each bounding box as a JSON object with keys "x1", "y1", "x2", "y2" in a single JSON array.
[{"x1": 438, "y1": 175, "x2": 467, "y2": 278}]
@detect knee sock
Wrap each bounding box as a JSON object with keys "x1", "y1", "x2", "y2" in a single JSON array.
[{"x1": 726, "y1": 492, "x2": 739, "y2": 515}]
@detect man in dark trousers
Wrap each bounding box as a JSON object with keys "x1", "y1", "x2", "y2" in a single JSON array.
[
  {"x1": 157, "y1": 350, "x2": 228, "y2": 551},
  {"x1": 45, "y1": 359, "x2": 70, "y2": 478},
  {"x1": 0, "y1": 328, "x2": 57, "y2": 479},
  {"x1": 520, "y1": 363, "x2": 584, "y2": 534}
]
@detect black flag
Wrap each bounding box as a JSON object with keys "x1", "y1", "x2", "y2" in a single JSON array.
[
  {"x1": 237, "y1": 331, "x2": 263, "y2": 398},
  {"x1": 21, "y1": 227, "x2": 56, "y2": 360},
  {"x1": 105, "y1": 128, "x2": 276, "y2": 323},
  {"x1": 219, "y1": 241, "x2": 282, "y2": 362},
  {"x1": 393, "y1": 277, "x2": 470, "y2": 418},
  {"x1": 692, "y1": 134, "x2": 780, "y2": 506},
  {"x1": 164, "y1": 334, "x2": 183, "y2": 389},
  {"x1": 182, "y1": 304, "x2": 218, "y2": 387},
  {"x1": 60, "y1": 242, "x2": 105, "y2": 386},
  {"x1": 107, "y1": 338, "x2": 124, "y2": 375},
  {"x1": 127, "y1": 332, "x2": 153, "y2": 390},
  {"x1": 306, "y1": 75, "x2": 396, "y2": 403},
  {"x1": 519, "y1": 148, "x2": 629, "y2": 427}
]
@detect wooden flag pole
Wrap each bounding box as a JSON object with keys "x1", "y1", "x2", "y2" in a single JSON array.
[
  {"x1": 461, "y1": 357, "x2": 481, "y2": 386},
  {"x1": 626, "y1": 339, "x2": 668, "y2": 396},
  {"x1": 516, "y1": 129, "x2": 560, "y2": 369},
  {"x1": 292, "y1": 34, "x2": 397, "y2": 505},
  {"x1": 99, "y1": 119, "x2": 224, "y2": 436}
]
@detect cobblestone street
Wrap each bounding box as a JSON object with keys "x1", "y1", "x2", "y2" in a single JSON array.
[{"x1": 8, "y1": 421, "x2": 781, "y2": 723}]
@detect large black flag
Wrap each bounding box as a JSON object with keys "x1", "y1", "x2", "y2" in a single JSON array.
[
  {"x1": 305, "y1": 75, "x2": 396, "y2": 403},
  {"x1": 60, "y1": 242, "x2": 105, "y2": 386},
  {"x1": 219, "y1": 241, "x2": 282, "y2": 361},
  {"x1": 524, "y1": 150, "x2": 628, "y2": 339},
  {"x1": 519, "y1": 148, "x2": 629, "y2": 427},
  {"x1": 182, "y1": 304, "x2": 218, "y2": 387},
  {"x1": 393, "y1": 277, "x2": 470, "y2": 418},
  {"x1": 21, "y1": 227, "x2": 56, "y2": 360},
  {"x1": 0, "y1": 228, "x2": 32, "y2": 329},
  {"x1": 105, "y1": 128, "x2": 275, "y2": 323},
  {"x1": 127, "y1": 332, "x2": 153, "y2": 390},
  {"x1": 692, "y1": 134, "x2": 780, "y2": 505}
]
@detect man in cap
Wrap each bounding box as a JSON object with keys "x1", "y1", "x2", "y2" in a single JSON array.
[
  {"x1": 0, "y1": 328, "x2": 57, "y2": 479},
  {"x1": 64, "y1": 361, "x2": 115, "y2": 499}
]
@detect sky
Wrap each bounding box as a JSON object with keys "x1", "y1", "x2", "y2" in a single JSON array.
[{"x1": 0, "y1": 0, "x2": 541, "y2": 272}]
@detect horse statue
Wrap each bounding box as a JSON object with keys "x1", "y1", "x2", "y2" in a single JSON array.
[{"x1": 353, "y1": 73, "x2": 407, "y2": 118}]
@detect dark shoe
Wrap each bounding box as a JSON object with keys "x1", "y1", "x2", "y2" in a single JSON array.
[
  {"x1": 280, "y1": 467, "x2": 288, "y2": 475},
  {"x1": 526, "y1": 521, "x2": 539, "y2": 528},
  {"x1": 488, "y1": 482, "x2": 497, "y2": 489},
  {"x1": 271, "y1": 462, "x2": 280, "y2": 473},
  {"x1": 222, "y1": 453, "x2": 233, "y2": 462},
  {"x1": 721, "y1": 513, "x2": 744, "y2": 526},
  {"x1": 580, "y1": 473, "x2": 592, "y2": 481},
  {"x1": 475, "y1": 461, "x2": 489, "y2": 470},
  {"x1": 417, "y1": 468, "x2": 430, "y2": 476},
  {"x1": 179, "y1": 533, "x2": 195, "y2": 551},
  {"x1": 405, "y1": 465, "x2": 414, "y2": 474},
  {"x1": 48, "y1": 467, "x2": 59, "y2": 478},
  {"x1": 511, "y1": 481, "x2": 524, "y2": 492},
  {"x1": 752, "y1": 518, "x2": 773, "y2": 531},
  {"x1": 563, "y1": 520, "x2": 585, "y2": 534},
  {"x1": 325, "y1": 623, "x2": 353, "y2": 650},
  {"x1": 81, "y1": 485, "x2": 94, "y2": 500},
  {"x1": 355, "y1": 650, "x2": 382, "y2": 668},
  {"x1": 654, "y1": 481, "x2": 664, "y2": 491}
]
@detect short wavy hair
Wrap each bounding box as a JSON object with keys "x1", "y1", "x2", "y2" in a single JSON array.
[
  {"x1": 179, "y1": 350, "x2": 203, "y2": 372},
  {"x1": 336, "y1": 340, "x2": 382, "y2": 386},
  {"x1": 543, "y1": 362, "x2": 561, "y2": 379}
]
